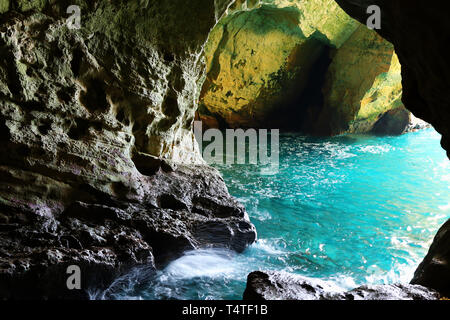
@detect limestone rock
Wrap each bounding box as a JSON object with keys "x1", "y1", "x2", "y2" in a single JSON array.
[
  {"x1": 316, "y1": 25, "x2": 404, "y2": 134},
  {"x1": 243, "y1": 271, "x2": 440, "y2": 300},
  {"x1": 371, "y1": 106, "x2": 410, "y2": 135},
  {"x1": 199, "y1": 1, "x2": 410, "y2": 134},
  {"x1": 199, "y1": 1, "x2": 360, "y2": 130}
]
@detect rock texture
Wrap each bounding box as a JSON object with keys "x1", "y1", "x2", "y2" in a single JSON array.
[
  {"x1": 243, "y1": 271, "x2": 440, "y2": 300},
  {"x1": 317, "y1": 25, "x2": 404, "y2": 135},
  {"x1": 0, "y1": 1, "x2": 256, "y2": 299},
  {"x1": 199, "y1": 0, "x2": 412, "y2": 134},
  {"x1": 334, "y1": 0, "x2": 450, "y2": 156},
  {"x1": 411, "y1": 219, "x2": 450, "y2": 298}
]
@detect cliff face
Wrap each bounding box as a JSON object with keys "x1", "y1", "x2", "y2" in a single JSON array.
[
  {"x1": 198, "y1": 0, "x2": 411, "y2": 134},
  {"x1": 317, "y1": 25, "x2": 404, "y2": 134},
  {"x1": 0, "y1": 0, "x2": 256, "y2": 299},
  {"x1": 243, "y1": 271, "x2": 440, "y2": 300}
]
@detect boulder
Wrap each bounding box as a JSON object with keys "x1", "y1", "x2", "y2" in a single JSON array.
[
  {"x1": 411, "y1": 219, "x2": 450, "y2": 298},
  {"x1": 244, "y1": 270, "x2": 440, "y2": 300}
]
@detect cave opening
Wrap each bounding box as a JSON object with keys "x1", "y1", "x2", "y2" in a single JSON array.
[{"x1": 265, "y1": 43, "x2": 332, "y2": 133}]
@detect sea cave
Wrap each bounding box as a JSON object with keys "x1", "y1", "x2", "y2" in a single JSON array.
[{"x1": 0, "y1": 0, "x2": 449, "y2": 302}]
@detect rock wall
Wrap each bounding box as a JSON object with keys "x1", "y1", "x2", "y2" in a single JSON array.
[
  {"x1": 411, "y1": 219, "x2": 450, "y2": 298},
  {"x1": 316, "y1": 25, "x2": 404, "y2": 134},
  {"x1": 0, "y1": 0, "x2": 257, "y2": 299},
  {"x1": 199, "y1": 0, "x2": 411, "y2": 134}
]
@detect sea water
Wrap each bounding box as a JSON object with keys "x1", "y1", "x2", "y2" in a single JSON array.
[{"x1": 101, "y1": 128, "x2": 449, "y2": 300}]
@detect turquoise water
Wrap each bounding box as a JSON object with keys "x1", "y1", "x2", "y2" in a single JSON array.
[{"x1": 102, "y1": 129, "x2": 450, "y2": 300}]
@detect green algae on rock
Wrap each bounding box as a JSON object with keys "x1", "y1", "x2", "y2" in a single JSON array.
[
  {"x1": 200, "y1": 5, "x2": 327, "y2": 128},
  {"x1": 0, "y1": 0, "x2": 9, "y2": 13}
]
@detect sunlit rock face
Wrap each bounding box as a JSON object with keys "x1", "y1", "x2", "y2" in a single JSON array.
[
  {"x1": 199, "y1": 0, "x2": 411, "y2": 134},
  {"x1": 0, "y1": 0, "x2": 256, "y2": 299},
  {"x1": 333, "y1": 0, "x2": 450, "y2": 296}
]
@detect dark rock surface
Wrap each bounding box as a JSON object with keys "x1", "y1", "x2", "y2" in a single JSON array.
[
  {"x1": 334, "y1": 0, "x2": 450, "y2": 157},
  {"x1": 0, "y1": 1, "x2": 256, "y2": 299},
  {"x1": 244, "y1": 271, "x2": 440, "y2": 300},
  {"x1": 0, "y1": 164, "x2": 256, "y2": 299},
  {"x1": 411, "y1": 219, "x2": 450, "y2": 298}
]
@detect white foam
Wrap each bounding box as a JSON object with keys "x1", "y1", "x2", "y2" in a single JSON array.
[{"x1": 164, "y1": 249, "x2": 237, "y2": 279}]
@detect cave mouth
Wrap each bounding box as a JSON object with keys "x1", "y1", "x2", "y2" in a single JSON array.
[{"x1": 198, "y1": 38, "x2": 334, "y2": 133}]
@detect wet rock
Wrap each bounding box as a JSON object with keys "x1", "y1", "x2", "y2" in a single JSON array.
[
  {"x1": 371, "y1": 106, "x2": 410, "y2": 135},
  {"x1": 243, "y1": 271, "x2": 440, "y2": 300},
  {"x1": 411, "y1": 219, "x2": 450, "y2": 298},
  {"x1": 0, "y1": 164, "x2": 256, "y2": 299}
]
